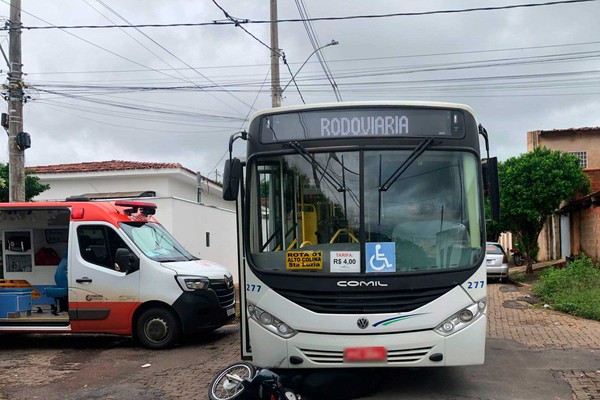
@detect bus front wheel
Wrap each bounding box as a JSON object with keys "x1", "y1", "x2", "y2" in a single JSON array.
[{"x1": 136, "y1": 307, "x2": 181, "y2": 350}]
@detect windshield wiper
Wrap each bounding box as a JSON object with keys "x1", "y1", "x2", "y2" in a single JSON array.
[
  {"x1": 379, "y1": 137, "x2": 435, "y2": 192},
  {"x1": 289, "y1": 141, "x2": 346, "y2": 192},
  {"x1": 377, "y1": 137, "x2": 435, "y2": 225}
]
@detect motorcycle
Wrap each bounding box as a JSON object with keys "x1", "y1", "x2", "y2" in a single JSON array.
[
  {"x1": 510, "y1": 248, "x2": 524, "y2": 266},
  {"x1": 209, "y1": 361, "x2": 301, "y2": 400}
]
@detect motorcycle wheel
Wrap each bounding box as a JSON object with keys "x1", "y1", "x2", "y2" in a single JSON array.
[
  {"x1": 513, "y1": 255, "x2": 524, "y2": 267},
  {"x1": 209, "y1": 361, "x2": 256, "y2": 400}
]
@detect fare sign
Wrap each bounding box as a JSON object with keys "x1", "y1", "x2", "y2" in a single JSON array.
[
  {"x1": 344, "y1": 346, "x2": 387, "y2": 362},
  {"x1": 330, "y1": 251, "x2": 360, "y2": 273}
]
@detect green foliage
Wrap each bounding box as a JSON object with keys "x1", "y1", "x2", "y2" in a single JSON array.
[
  {"x1": 498, "y1": 147, "x2": 590, "y2": 272},
  {"x1": 484, "y1": 198, "x2": 506, "y2": 242},
  {"x1": 0, "y1": 163, "x2": 50, "y2": 202},
  {"x1": 532, "y1": 255, "x2": 600, "y2": 320}
]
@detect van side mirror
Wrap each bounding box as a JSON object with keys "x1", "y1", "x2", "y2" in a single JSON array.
[
  {"x1": 223, "y1": 157, "x2": 242, "y2": 201},
  {"x1": 482, "y1": 157, "x2": 500, "y2": 221},
  {"x1": 115, "y1": 248, "x2": 139, "y2": 274}
]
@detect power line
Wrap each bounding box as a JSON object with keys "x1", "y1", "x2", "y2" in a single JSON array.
[
  {"x1": 36, "y1": 102, "x2": 236, "y2": 134},
  {"x1": 21, "y1": 38, "x2": 600, "y2": 78},
  {"x1": 0, "y1": 0, "x2": 253, "y2": 118},
  {"x1": 28, "y1": 47, "x2": 600, "y2": 92},
  {"x1": 210, "y1": 0, "x2": 281, "y2": 56},
  {"x1": 10, "y1": 0, "x2": 599, "y2": 30},
  {"x1": 92, "y1": 0, "x2": 257, "y2": 115},
  {"x1": 294, "y1": 0, "x2": 342, "y2": 102},
  {"x1": 206, "y1": 68, "x2": 271, "y2": 180}
]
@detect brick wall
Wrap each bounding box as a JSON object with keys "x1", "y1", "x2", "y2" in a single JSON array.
[
  {"x1": 586, "y1": 169, "x2": 600, "y2": 193},
  {"x1": 573, "y1": 206, "x2": 600, "y2": 262}
]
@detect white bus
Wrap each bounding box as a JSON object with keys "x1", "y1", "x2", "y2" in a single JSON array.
[{"x1": 223, "y1": 101, "x2": 499, "y2": 368}]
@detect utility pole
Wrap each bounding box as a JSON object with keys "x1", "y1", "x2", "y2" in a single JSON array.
[
  {"x1": 7, "y1": 0, "x2": 25, "y2": 202},
  {"x1": 270, "y1": 0, "x2": 281, "y2": 108}
]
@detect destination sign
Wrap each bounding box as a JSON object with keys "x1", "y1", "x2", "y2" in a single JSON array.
[{"x1": 260, "y1": 107, "x2": 464, "y2": 143}]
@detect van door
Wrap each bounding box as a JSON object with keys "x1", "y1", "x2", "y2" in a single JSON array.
[{"x1": 70, "y1": 223, "x2": 140, "y2": 334}]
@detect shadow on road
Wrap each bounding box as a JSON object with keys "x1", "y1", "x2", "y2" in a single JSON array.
[{"x1": 0, "y1": 324, "x2": 238, "y2": 351}]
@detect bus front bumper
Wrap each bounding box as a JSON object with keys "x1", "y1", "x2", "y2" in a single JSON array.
[{"x1": 249, "y1": 314, "x2": 486, "y2": 369}]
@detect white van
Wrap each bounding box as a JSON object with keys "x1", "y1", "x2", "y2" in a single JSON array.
[{"x1": 0, "y1": 200, "x2": 235, "y2": 349}]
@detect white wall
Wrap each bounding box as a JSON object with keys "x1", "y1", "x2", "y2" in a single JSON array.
[
  {"x1": 34, "y1": 174, "x2": 171, "y2": 201},
  {"x1": 152, "y1": 198, "x2": 239, "y2": 282},
  {"x1": 33, "y1": 169, "x2": 233, "y2": 211}
]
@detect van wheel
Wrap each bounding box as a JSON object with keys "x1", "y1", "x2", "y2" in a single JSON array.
[{"x1": 136, "y1": 307, "x2": 181, "y2": 350}]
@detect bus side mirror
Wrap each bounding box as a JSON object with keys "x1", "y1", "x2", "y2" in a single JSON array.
[
  {"x1": 115, "y1": 248, "x2": 139, "y2": 274},
  {"x1": 482, "y1": 157, "x2": 500, "y2": 221},
  {"x1": 223, "y1": 157, "x2": 242, "y2": 201}
]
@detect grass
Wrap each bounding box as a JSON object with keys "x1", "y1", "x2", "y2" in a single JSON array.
[{"x1": 531, "y1": 255, "x2": 600, "y2": 321}]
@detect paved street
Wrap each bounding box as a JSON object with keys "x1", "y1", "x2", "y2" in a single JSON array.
[{"x1": 0, "y1": 280, "x2": 599, "y2": 399}]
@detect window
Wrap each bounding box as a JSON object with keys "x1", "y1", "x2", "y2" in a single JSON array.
[
  {"x1": 248, "y1": 150, "x2": 483, "y2": 275},
  {"x1": 77, "y1": 225, "x2": 132, "y2": 270},
  {"x1": 568, "y1": 151, "x2": 587, "y2": 168},
  {"x1": 486, "y1": 243, "x2": 505, "y2": 255},
  {"x1": 120, "y1": 222, "x2": 195, "y2": 262}
]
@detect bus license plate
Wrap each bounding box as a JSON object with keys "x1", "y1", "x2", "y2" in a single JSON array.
[
  {"x1": 226, "y1": 306, "x2": 235, "y2": 316},
  {"x1": 344, "y1": 346, "x2": 387, "y2": 362}
]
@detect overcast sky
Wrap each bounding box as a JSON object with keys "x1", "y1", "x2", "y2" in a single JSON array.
[{"x1": 1, "y1": 0, "x2": 599, "y2": 179}]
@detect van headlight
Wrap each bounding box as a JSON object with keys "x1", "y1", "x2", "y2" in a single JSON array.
[
  {"x1": 175, "y1": 275, "x2": 210, "y2": 291},
  {"x1": 248, "y1": 303, "x2": 297, "y2": 338},
  {"x1": 435, "y1": 298, "x2": 486, "y2": 336}
]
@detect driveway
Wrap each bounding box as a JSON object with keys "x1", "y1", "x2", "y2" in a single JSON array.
[{"x1": 0, "y1": 281, "x2": 599, "y2": 399}]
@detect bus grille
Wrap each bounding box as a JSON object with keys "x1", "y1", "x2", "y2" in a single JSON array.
[
  {"x1": 274, "y1": 286, "x2": 454, "y2": 314},
  {"x1": 298, "y1": 346, "x2": 433, "y2": 365},
  {"x1": 209, "y1": 278, "x2": 236, "y2": 307}
]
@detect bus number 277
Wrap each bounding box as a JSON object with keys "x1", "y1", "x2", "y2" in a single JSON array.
[
  {"x1": 246, "y1": 284, "x2": 262, "y2": 292},
  {"x1": 467, "y1": 280, "x2": 485, "y2": 289}
]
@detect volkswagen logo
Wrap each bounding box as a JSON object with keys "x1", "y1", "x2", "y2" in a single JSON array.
[{"x1": 357, "y1": 317, "x2": 369, "y2": 329}]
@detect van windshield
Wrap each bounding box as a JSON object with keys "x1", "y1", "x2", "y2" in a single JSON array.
[{"x1": 120, "y1": 222, "x2": 196, "y2": 262}]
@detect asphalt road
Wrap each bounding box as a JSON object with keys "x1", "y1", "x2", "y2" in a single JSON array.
[
  {"x1": 1, "y1": 282, "x2": 599, "y2": 400},
  {"x1": 0, "y1": 330, "x2": 596, "y2": 400}
]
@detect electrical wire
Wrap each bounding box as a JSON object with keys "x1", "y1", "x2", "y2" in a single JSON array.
[
  {"x1": 22, "y1": 39, "x2": 600, "y2": 77},
  {"x1": 92, "y1": 0, "x2": 258, "y2": 115},
  {"x1": 1, "y1": 0, "x2": 252, "y2": 119},
  {"x1": 295, "y1": 0, "x2": 342, "y2": 101},
  {"x1": 36, "y1": 102, "x2": 236, "y2": 134},
  {"x1": 206, "y1": 68, "x2": 271, "y2": 179},
  {"x1": 9, "y1": 0, "x2": 599, "y2": 30}
]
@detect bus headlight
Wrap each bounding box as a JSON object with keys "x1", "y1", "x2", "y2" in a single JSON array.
[
  {"x1": 248, "y1": 304, "x2": 297, "y2": 339},
  {"x1": 435, "y1": 298, "x2": 486, "y2": 337},
  {"x1": 175, "y1": 275, "x2": 210, "y2": 291}
]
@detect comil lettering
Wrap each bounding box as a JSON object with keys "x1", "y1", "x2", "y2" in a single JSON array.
[
  {"x1": 337, "y1": 280, "x2": 388, "y2": 287},
  {"x1": 321, "y1": 116, "x2": 408, "y2": 136}
]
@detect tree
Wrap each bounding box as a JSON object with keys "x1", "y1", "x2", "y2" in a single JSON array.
[
  {"x1": 499, "y1": 147, "x2": 590, "y2": 273},
  {"x1": 0, "y1": 163, "x2": 50, "y2": 202}
]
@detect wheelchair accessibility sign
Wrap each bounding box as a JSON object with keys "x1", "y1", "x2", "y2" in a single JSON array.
[{"x1": 366, "y1": 242, "x2": 396, "y2": 273}]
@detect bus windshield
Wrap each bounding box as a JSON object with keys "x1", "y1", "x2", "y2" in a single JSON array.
[
  {"x1": 120, "y1": 222, "x2": 196, "y2": 262},
  {"x1": 248, "y1": 149, "x2": 483, "y2": 274}
]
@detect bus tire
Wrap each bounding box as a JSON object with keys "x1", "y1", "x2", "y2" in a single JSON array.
[
  {"x1": 136, "y1": 307, "x2": 181, "y2": 350},
  {"x1": 209, "y1": 361, "x2": 256, "y2": 400}
]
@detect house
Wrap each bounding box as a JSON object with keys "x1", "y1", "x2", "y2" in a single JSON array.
[
  {"x1": 26, "y1": 160, "x2": 239, "y2": 280},
  {"x1": 526, "y1": 127, "x2": 600, "y2": 262}
]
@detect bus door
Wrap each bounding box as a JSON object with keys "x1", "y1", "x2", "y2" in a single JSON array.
[{"x1": 70, "y1": 223, "x2": 140, "y2": 334}]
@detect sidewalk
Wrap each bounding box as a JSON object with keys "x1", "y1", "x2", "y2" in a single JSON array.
[
  {"x1": 488, "y1": 276, "x2": 600, "y2": 399},
  {"x1": 509, "y1": 258, "x2": 565, "y2": 275}
]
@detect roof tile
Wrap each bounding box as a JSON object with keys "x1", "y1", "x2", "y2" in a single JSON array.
[{"x1": 26, "y1": 160, "x2": 195, "y2": 175}]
